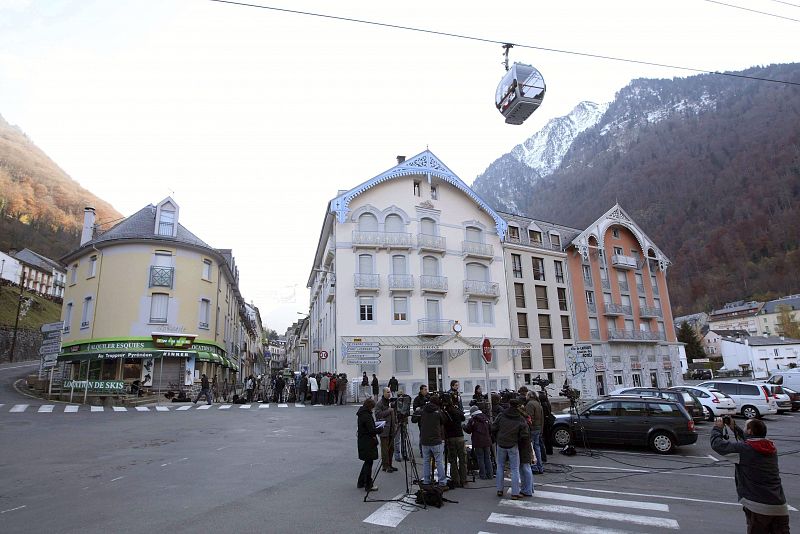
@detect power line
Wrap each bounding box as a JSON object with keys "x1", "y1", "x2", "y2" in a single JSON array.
[
  {"x1": 764, "y1": 0, "x2": 800, "y2": 8},
  {"x1": 701, "y1": 0, "x2": 800, "y2": 21},
  {"x1": 208, "y1": 0, "x2": 800, "y2": 88}
]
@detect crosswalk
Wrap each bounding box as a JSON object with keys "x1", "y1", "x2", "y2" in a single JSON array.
[
  {"x1": 481, "y1": 487, "x2": 681, "y2": 533},
  {"x1": 0, "y1": 402, "x2": 320, "y2": 414}
]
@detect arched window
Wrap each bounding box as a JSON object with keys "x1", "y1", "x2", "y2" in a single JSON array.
[
  {"x1": 466, "y1": 226, "x2": 483, "y2": 243},
  {"x1": 392, "y1": 255, "x2": 407, "y2": 275},
  {"x1": 358, "y1": 254, "x2": 374, "y2": 274},
  {"x1": 466, "y1": 262, "x2": 489, "y2": 281},
  {"x1": 422, "y1": 256, "x2": 439, "y2": 276},
  {"x1": 358, "y1": 213, "x2": 378, "y2": 232},
  {"x1": 385, "y1": 214, "x2": 404, "y2": 233},
  {"x1": 420, "y1": 217, "x2": 437, "y2": 236}
]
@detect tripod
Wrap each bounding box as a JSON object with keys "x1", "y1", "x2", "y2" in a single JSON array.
[{"x1": 365, "y1": 418, "x2": 425, "y2": 508}]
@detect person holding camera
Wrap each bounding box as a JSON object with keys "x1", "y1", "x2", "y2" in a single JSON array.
[
  {"x1": 375, "y1": 387, "x2": 398, "y2": 472},
  {"x1": 491, "y1": 398, "x2": 530, "y2": 500},
  {"x1": 710, "y1": 417, "x2": 789, "y2": 533},
  {"x1": 412, "y1": 393, "x2": 448, "y2": 489},
  {"x1": 442, "y1": 391, "x2": 468, "y2": 487},
  {"x1": 356, "y1": 398, "x2": 380, "y2": 492}
]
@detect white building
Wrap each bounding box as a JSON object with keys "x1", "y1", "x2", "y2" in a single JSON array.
[
  {"x1": 0, "y1": 251, "x2": 22, "y2": 285},
  {"x1": 305, "y1": 150, "x2": 524, "y2": 397},
  {"x1": 720, "y1": 335, "x2": 800, "y2": 379}
]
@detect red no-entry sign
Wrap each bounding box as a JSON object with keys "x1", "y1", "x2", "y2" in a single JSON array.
[{"x1": 481, "y1": 338, "x2": 492, "y2": 364}]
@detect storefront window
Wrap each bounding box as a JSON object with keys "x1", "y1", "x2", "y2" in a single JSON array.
[
  {"x1": 123, "y1": 359, "x2": 142, "y2": 380},
  {"x1": 101, "y1": 359, "x2": 117, "y2": 380}
]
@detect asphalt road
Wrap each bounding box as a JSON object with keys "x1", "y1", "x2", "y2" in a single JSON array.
[{"x1": 0, "y1": 363, "x2": 797, "y2": 534}]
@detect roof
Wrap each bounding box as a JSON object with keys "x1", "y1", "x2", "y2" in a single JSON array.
[
  {"x1": 707, "y1": 329, "x2": 751, "y2": 338},
  {"x1": 762, "y1": 294, "x2": 800, "y2": 314},
  {"x1": 673, "y1": 312, "x2": 708, "y2": 325},
  {"x1": 497, "y1": 210, "x2": 583, "y2": 251},
  {"x1": 13, "y1": 248, "x2": 65, "y2": 272},
  {"x1": 710, "y1": 301, "x2": 763, "y2": 318},
  {"x1": 62, "y1": 205, "x2": 214, "y2": 262},
  {"x1": 722, "y1": 335, "x2": 800, "y2": 346}
]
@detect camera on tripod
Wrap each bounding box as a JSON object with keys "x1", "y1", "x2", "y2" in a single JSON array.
[
  {"x1": 560, "y1": 383, "x2": 580, "y2": 401},
  {"x1": 394, "y1": 394, "x2": 412, "y2": 417},
  {"x1": 530, "y1": 376, "x2": 551, "y2": 389}
]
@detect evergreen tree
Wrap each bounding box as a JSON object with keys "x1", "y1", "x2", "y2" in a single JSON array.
[{"x1": 677, "y1": 321, "x2": 706, "y2": 362}]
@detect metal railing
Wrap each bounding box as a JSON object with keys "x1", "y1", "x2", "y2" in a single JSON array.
[
  {"x1": 353, "y1": 273, "x2": 380, "y2": 290},
  {"x1": 418, "y1": 318, "x2": 454, "y2": 336},
  {"x1": 351, "y1": 230, "x2": 413, "y2": 248},
  {"x1": 587, "y1": 302, "x2": 597, "y2": 314},
  {"x1": 417, "y1": 233, "x2": 446, "y2": 251},
  {"x1": 601, "y1": 278, "x2": 610, "y2": 289},
  {"x1": 639, "y1": 305, "x2": 663, "y2": 318},
  {"x1": 388, "y1": 274, "x2": 415, "y2": 290},
  {"x1": 149, "y1": 266, "x2": 174, "y2": 288},
  {"x1": 384, "y1": 232, "x2": 414, "y2": 248},
  {"x1": 463, "y1": 279, "x2": 500, "y2": 298},
  {"x1": 351, "y1": 231, "x2": 384, "y2": 247},
  {"x1": 618, "y1": 280, "x2": 629, "y2": 292},
  {"x1": 612, "y1": 254, "x2": 638, "y2": 269},
  {"x1": 462, "y1": 240, "x2": 494, "y2": 257},
  {"x1": 590, "y1": 329, "x2": 601, "y2": 340},
  {"x1": 603, "y1": 302, "x2": 626, "y2": 315},
  {"x1": 583, "y1": 275, "x2": 593, "y2": 287},
  {"x1": 420, "y1": 275, "x2": 448, "y2": 292},
  {"x1": 608, "y1": 330, "x2": 662, "y2": 342}
]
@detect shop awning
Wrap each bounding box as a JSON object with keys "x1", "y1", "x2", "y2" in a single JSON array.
[
  {"x1": 57, "y1": 350, "x2": 198, "y2": 362},
  {"x1": 196, "y1": 351, "x2": 225, "y2": 364}
]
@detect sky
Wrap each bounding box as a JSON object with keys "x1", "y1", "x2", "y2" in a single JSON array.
[{"x1": 0, "y1": 0, "x2": 797, "y2": 333}]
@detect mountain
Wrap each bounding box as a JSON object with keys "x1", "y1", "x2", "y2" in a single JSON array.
[
  {"x1": 0, "y1": 113, "x2": 121, "y2": 261},
  {"x1": 472, "y1": 101, "x2": 608, "y2": 213},
  {"x1": 473, "y1": 63, "x2": 800, "y2": 315}
]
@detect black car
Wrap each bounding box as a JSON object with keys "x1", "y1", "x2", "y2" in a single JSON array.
[
  {"x1": 611, "y1": 387, "x2": 705, "y2": 423},
  {"x1": 781, "y1": 387, "x2": 800, "y2": 412},
  {"x1": 691, "y1": 369, "x2": 712, "y2": 380},
  {"x1": 552, "y1": 396, "x2": 697, "y2": 454}
]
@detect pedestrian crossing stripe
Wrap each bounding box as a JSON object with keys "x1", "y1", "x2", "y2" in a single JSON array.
[
  {"x1": 219, "y1": 405, "x2": 232, "y2": 410},
  {"x1": 90, "y1": 406, "x2": 103, "y2": 412},
  {"x1": 498, "y1": 499, "x2": 679, "y2": 529},
  {"x1": 113, "y1": 407, "x2": 127, "y2": 412},
  {"x1": 135, "y1": 407, "x2": 149, "y2": 412},
  {"x1": 2, "y1": 403, "x2": 349, "y2": 413},
  {"x1": 176, "y1": 405, "x2": 192, "y2": 410},
  {"x1": 38, "y1": 405, "x2": 55, "y2": 413},
  {"x1": 65, "y1": 405, "x2": 79, "y2": 413},
  {"x1": 196, "y1": 405, "x2": 212, "y2": 410},
  {"x1": 156, "y1": 406, "x2": 169, "y2": 411},
  {"x1": 10, "y1": 404, "x2": 28, "y2": 413},
  {"x1": 239, "y1": 404, "x2": 251, "y2": 409},
  {"x1": 488, "y1": 513, "x2": 634, "y2": 534},
  {"x1": 259, "y1": 404, "x2": 270, "y2": 408}
]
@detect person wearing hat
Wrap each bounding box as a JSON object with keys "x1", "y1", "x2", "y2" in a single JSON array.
[
  {"x1": 491, "y1": 398, "x2": 530, "y2": 499},
  {"x1": 464, "y1": 405, "x2": 494, "y2": 479}
]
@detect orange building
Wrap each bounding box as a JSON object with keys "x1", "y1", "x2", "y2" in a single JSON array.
[{"x1": 565, "y1": 205, "x2": 679, "y2": 397}]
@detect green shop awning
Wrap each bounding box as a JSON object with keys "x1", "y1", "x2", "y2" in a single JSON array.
[{"x1": 57, "y1": 350, "x2": 198, "y2": 362}]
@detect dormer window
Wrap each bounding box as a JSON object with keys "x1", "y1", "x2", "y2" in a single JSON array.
[
  {"x1": 508, "y1": 226, "x2": 520, "y2": 241},
  {"x1": 154, "y1": 198, "x2": 179, "y2": 237}
]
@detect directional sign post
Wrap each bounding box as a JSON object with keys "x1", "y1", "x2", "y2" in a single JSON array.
[{"x1": 40, "y1": 322, "x2": 63, "y2": 371}]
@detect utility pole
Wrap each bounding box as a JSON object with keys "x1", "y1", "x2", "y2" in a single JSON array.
[{"x1": 9, "y1": 270, "x2": 26, "y2": 363}]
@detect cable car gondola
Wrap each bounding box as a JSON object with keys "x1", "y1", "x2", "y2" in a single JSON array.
[{"x1": 495, "y1": 45, "x2": 546, "y2": 125}]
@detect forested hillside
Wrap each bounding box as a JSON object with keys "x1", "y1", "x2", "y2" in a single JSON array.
[{"x1": 0, "y1": 114, "x2": 121, "y2": 260}]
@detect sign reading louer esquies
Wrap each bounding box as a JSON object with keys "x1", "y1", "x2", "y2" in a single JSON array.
[{"x1": 63, "y1": 380, "x2": 125, "y2": 391}]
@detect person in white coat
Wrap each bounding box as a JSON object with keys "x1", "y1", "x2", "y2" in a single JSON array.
[{"x1": 309, "y1": 373, "x2": 320, "y2": 405}]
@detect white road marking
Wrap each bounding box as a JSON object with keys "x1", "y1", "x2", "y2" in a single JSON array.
[
  {"x1": 219, "y1": 405, "x2": 232, "y2": 410},
  {"x1": 65, "y1": 405, "x2": 79, "y2": 413},
  {"x1": 295, "y1": 403, "x2": 305, "y2": 407},
  {"x1": 90, "y1": 406, "x2": 104, "y2": 412},
  {"x1": 37, "y1": 405, "x2": 55, "y2": 413},
  {"x1": 156, "y1": 406, "x2": 169, "y2": 411},
  {"x1": 487, "y1": 513, "x2": 637, "y2": 534},
  {"x1": 595, "y1": 449, "x2": 720, "y2": 461},
  {"x1": 499, "y1": 500, "x2": 680, "y2": 529},
  {"x1": 278, "y1": 403, "x2": 288, "y2": 408},
  {"x1": 363, "y1": 493, "x2": 415, "y2": 527},
  {"x1": 569, "y1": 464, "x2": 732, "y2": 480},
  {"x1": 239, "y1": 404, "x2": 251, "y2": 409},
  {"x1": 216, "y1": 446, "x2": 230, "y2": 451},
  {"x1": 532, "y1": 490, "x2": 669, "y2": 511},
  {"x1": 570, "y1": 465, "x2": 648, "y2": 473},
  {"x1": 161, "y1": 462, "x2": 171, "y2": 467},
  {"x1": 0, "y1": 362, "x2": 38, "y2": 371},
  {"x1": 10, "y1": 404, "x2": 29, "y2": 413},
  {"x1": 541, "y1": 484, "x2": 798, "y2": 511},
  {"x1": 196, "y1": 404, "x2": 212, "y2": 410},
  {"x1": 176, "y1": 405, "x2": 192, "y2": 410},
  {"x1": 110, "y1": 476, "x2": 125, "y2": 482},
  {"x1": 0, "y1": 404, "x2": 3, "y2": 409},
  {"x1": 135, "y1": 407, "x2": 149, "y2": 412},
  {"x1": 259, "y1": 404, "x2": 270, "y2": 408},
  {"x1": 0, "y1": 505, "x2": 27, "y2": 514},
  {"x1": 113, "y1": 407, "x2": 127, "y2": 412}
]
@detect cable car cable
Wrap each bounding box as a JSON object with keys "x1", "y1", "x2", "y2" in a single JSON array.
[
  {"x1": 701, "y1": 0, "x2": 800, "y2": 22},
  {"x1": 764, "y1": 0, "x2": 800, "y2": 8},
  {"x1": 208, "y1": 0, "x2": 800, "y2": 88}
]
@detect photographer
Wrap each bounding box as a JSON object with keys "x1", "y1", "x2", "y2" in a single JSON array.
[
  {"x1": 412, "y1": 394, "x2": 448, "y2": 489},
  {"x1": 442, "y1": 391, "x2": 468, "y2": 487},
  {"x1": 710, "y1": 417, "x2": 789, "y2": 533},
  {"x1": 413, "y1": 385, "x2": 430, "y2": 413},
  {"x1": 448, "y1": 380, "x2": 464, "y2": 412},
  {"x1": 375, "y1": 387, "x2": 398, "y2": 473}
]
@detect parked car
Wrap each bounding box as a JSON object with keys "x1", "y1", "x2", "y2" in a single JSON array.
[
  {"x1": 781, "y1": 387, "x2": 800, "y2": 412},
  {"x1": 669, "y1": 385, "x2": 737, "y2": 421},
  {"x1": 690, "y1": 369, "x2": 713, "y2": 380},
  {"x1": 551, "y1": 396, "x2": 697, "y2": 454},
  {"x1": 766, "y1": 370, "x2": 800, "y2": 391},
  {"x1": 752, "y1": 383, "x2": 793, "y2": 414},
  {"x1": 698, "y1": 380, "x2": 779, "y2": 419},
  {"x1": 608, "y1": 387, "x2": 705, "y2": 423}
]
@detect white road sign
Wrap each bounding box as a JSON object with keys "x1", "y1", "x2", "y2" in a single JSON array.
[
  {"x1": 39, "y1": 345, "x2": 61, "y2": 355},
  {"x1": 347, "y1": 358, "x2": 382, "y2": 365},
  {"x1": 41, "y1": 322, "x2": 64, "y2": 333}
]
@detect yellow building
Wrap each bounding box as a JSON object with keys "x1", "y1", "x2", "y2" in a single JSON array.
[{"x1": 57, "y1": 198, "x2": 258, "y2": 400}]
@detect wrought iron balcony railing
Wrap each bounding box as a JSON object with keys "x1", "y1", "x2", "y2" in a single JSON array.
[
  {"x1": 461, "y1": 240, "x2": 494, "y2": 258},
  {"x1": 417, "y1": 233, "x2": 446, "y2": 252},
  {"x1": 388, "y1": 274, "x2": 415, "y2": 290},
  {"x1": 418, "y1": 318, "x2": 454, "y2": 336},
  {"x1": 353, "y1": 273, "x2": 380, "y2": 290},
  {"x1": 149, "y1": 266, "x2": 174, "y2": 288},
  {"x1": 420, "y1": 275, "x2": 448, "y2": 293},
  {"x1": 463, "y1": 279, "x2": 500, "y2": 298}
]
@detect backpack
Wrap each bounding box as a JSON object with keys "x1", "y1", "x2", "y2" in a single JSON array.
[{"x1": 414, "y1": 484, "x2": 458, "y2": 508}]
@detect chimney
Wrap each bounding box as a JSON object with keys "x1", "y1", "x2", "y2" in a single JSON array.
[
  {"x1": 396, "y1": 155, "x2": 406, "y2": 164},
  {"x1": 80, "y1": 207, "x2": 96, "y2": 246}
]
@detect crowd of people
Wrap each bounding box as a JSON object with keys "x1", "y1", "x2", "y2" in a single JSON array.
[
  {"x1": 356, "y1": 380, "x2": 555, "y2": 499},
  {"x1": 295, "y1": 372, "x2": 350, "y2": 405}
]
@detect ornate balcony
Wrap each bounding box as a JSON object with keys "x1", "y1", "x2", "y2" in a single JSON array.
[
  {"x1": 587, "y1": 302, "x2": 597, "y2": 314},
  {"x1": 603, "y1": 303, "x2": 629, "y2": 316},
  {"x1": 611, "y1": 254, "x2": 638, "y2": 270},
  {"x1": 618, "y1": 280, "x2": 630, "y2": 292},
  {"x1": 351, "y1": 231, "x2": 413, "y2": 249},
  {"x1": 601, "y1": 278, "x2": 610, "y2": 290},
  {"x1": 353, "y1": 273, "x2": 380, "y2": 292},
  {"x1": 384, "y1": 232, "x2": 414, "y2": 249},
  {"x1": 420, "y1": 275, "x2": 448, "y2": 294},
  {"x1": 463, "y1": 279, "x2": 500, "y2": 299},
  {"x1": 418, "y1": 233, "x2": 446, "y2": 253},
  {"x1": 590, "y1": 329, "x2": 600, "y2": 340},
  {"x1": 462, "y1": 240, "x2": 494, "y2": 259},
  {"x1": 608, "y1": 330, "x2": 661, "y2": 342},
  {"x1": 418, "y1": 318, "x2": 454, "y2": 336},
  {"x1": 388, "y1": 274, "x2": 415, "y2": 291},
  {"x1": 583, "y1": 275, "x2": 593, "y2": 288},
  {"x1": 149, "y1": 266, "x2": 174, "y2": 288},
  {"x1": 639, "y1": 305, "x2": 663, "y2": 318}
]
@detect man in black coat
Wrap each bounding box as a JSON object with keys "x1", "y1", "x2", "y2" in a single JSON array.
[
  {"x1": 298, "y1": 373, "x2": 308, "y2": 405},
  {"x1": 443, "y1": 394, "x2": 468, "y2": 486},
  {"x1": 711, "y1": 418, "x2": 789, "y2": 533},
  {"x1": 412, "y1": 395, "x2": 448, "y2": 488},
  {"x1": 388, "y1": 376, "x2": 399, "y2": 394},
  {"x1": 357, "y1": 398, "x2": 380, "y2": 492}
]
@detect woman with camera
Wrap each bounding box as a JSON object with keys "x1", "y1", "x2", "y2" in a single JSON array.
[{"x1": 356, "y1": 398, "x2": 381, "y2": 492}]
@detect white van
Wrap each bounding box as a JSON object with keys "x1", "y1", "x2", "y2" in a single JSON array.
[
  {"x1": 767, "y1": 370, "x2": 800, "y2": 391},
  {"x1": 698, "y1": 380, "x2": 778, "y2": 419}
]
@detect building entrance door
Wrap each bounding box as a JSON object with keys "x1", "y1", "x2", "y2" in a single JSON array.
[{"x1": 427, "y1": 366, "x2": 443, "y2": 392}]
